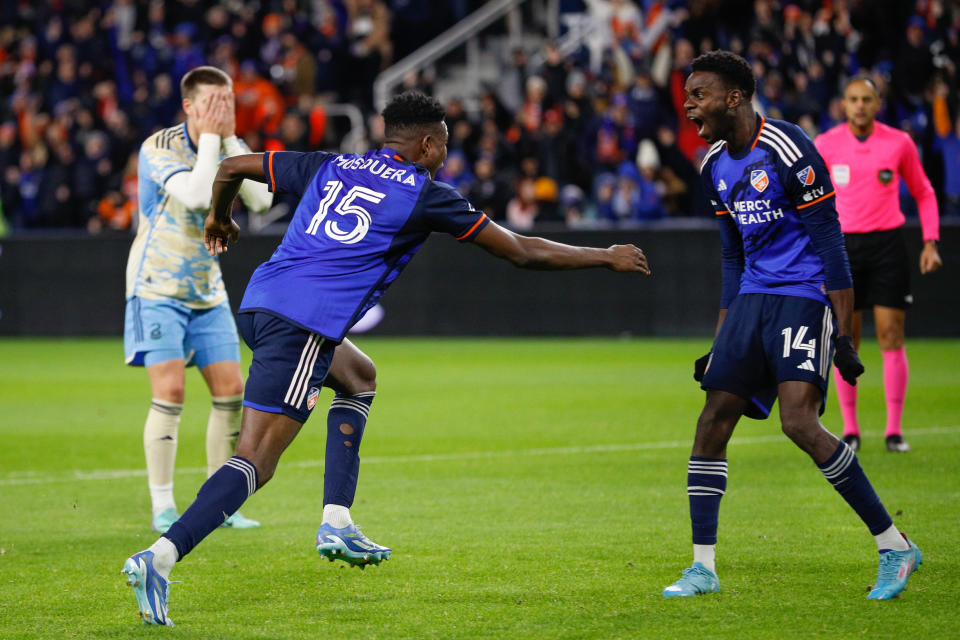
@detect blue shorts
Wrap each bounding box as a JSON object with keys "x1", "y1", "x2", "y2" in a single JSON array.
[
  {"x1": 237, "y1": 311, "x2": 337, "y2": 423},
  {"x1": 701, "y1": 293, "x2": 836, "y2": 420},
  {"x1": 124, "y1": 297, "x2": 240, "y2": 368}
]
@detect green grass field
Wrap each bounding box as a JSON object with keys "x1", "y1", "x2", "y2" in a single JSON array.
[{"x1": 1, "y1": 337, "x2": 958, "y2": 639}]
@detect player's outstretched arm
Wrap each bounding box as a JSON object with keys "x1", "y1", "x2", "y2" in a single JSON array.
[
  {"x1": 471, "y1": 221, "x2": 650, "y2": 273},
  {"x1": 205, "y1": 153, "x2": 267, "y2": 256}
]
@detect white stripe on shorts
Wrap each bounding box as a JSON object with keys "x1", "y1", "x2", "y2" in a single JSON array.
[{"x1": 284, "y1": 334, "x2": 323, "y2": 408}]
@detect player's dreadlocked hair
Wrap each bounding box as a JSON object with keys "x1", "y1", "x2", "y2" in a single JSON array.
[
  {"x1": 382, "y1": 91, "x2": 446, "y2": 138},
  {"x1": 691, "y1": 51, "x2": 756, "y2": 99}
]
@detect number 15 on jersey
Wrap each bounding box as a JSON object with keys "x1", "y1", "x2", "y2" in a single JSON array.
[{"x1": 306, "y1": 180, "x2": 386, "y2": 245}]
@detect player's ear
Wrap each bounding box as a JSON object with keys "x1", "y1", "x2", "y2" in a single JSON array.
[{"x1": 726, "y1": 88, "x2": 743, "y2": 110}]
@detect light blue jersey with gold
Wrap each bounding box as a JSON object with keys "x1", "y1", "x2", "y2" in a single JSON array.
[{"x1": 126, "y1": 123, "x2": 242, "y2": 308}]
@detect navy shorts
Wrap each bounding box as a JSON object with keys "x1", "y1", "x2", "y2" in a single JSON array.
[
  {"x1": 701, "y1": 293, "x2": 836, "y2": 420},
  {"x1": 237, "y1": 311, "x2": 338, "y2": 423},
  {"x1": 844, "y1": 228, "x2": 912, "y2": 310}
]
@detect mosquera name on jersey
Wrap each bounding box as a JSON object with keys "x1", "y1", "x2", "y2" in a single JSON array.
[
  {"x1": 699, "y1": 115, "x2": 852, "y2": 308},
  {"x1": 127, "y1": 123, "x2": 239, "y2": 308},
  {"x1": 239, "y1": 147, "x2": 490, "y2": 342}
]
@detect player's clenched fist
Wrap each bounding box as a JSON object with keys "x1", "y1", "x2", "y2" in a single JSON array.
[
  {"x1": 833, "y1": 335, "x2": 865, "y2": 385},
  {"x1": 607, "y1": 244, "x2": 651, "y2": 274},
  {"x1": 204, "y1": 213, "x2": 240, "y2": 256}
]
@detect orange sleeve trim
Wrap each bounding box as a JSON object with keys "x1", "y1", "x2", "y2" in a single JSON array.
[
  {"x1": 267, "y1": 151, "x2": 277, "y2": 191},
  {"x1": 456, "y1": 213, "x2": 488, "y2": 240},
  {"x1": 393, "y1": 154, "x2": 404, "y2": 161},
  {"x1": 749, "y1": 116, "x2": 765, "y2": 152},
  {"x1": 715, "y1": 210, "x2": 730, "y2": 215},
  {"x1": 796, "y1": 190, "x2": 835, "y2": 209}
]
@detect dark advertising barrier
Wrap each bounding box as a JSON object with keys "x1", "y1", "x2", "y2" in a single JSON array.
[{"x1": 1, "y1": 223, "x2": 957, "y2": 337}]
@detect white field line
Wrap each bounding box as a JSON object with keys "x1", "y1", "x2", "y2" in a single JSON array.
[{"x1": 3, "y1": 425, "x2": 959, "y2": 487}]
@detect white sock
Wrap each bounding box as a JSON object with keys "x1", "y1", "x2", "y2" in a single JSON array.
[
  {"x1": 206, "y1": 395, "x2": 243, "y2": 477},
  {"x1": 148, "y1": 537, "x2": 179, "y2": 580},
  {"x1": 322, "y1": 504, "x2": 353, "y2": 528},
  {"x1": 693, "y1": 544, "x2": 716, "y2": 574},
  {"x1": 149, "y1": 482, "x2": 175, "y2": 518},
  {"x1": 875, "y1": 524, "x2": 910, "y2": 552},
  {"x1": 144, "y1": 399, "x2": 182, "y2": 515}
]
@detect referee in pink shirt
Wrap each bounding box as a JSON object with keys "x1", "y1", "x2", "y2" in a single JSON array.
[{"x1": 815, "y1": 76, "x2": 943, "y2": 453}]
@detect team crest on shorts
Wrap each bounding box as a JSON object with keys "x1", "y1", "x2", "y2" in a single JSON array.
[
  {"x1": 750, "y1": 169, "x2": 769, "y2": 192},
  {"x1": 796, "y1": 165, "x2": 815, "y2": 186},
  {"x1": 306, "y1": 387, "x2": 320, "y2": 410}
]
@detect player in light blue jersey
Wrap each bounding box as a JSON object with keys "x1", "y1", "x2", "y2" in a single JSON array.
[
  {"x1": 661, "y1": 51, "x2": 920, "y2": 600},
  {"x1": 124, "y1": 66, "x2": 272, "y2": 535},
  {"x1": 122, "y1": 91, "x2": 650, "y2": 625}
]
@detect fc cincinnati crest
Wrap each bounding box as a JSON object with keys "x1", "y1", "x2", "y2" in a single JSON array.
[
  {"x1": 796, "y1": 165, "x2": 815, "y2": 186},
  {"x1": 750, "y1": 169, "x2": 769, "y2": 192},
  {"x1": 306, "y1": 387, "x2": 320, "y2": 410}
]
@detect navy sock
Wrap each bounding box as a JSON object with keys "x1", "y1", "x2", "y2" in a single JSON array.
[
  {"x1": 818, "y1": 442, "x2": 893, "y2": 535},
  {"x1": 163, "y1": 456, "x2": 258, "y2": 559},
  {"x1": 323, "y1": 392, "x2": 374, "y2": 508},
  {"x1": 688, "y1": 456, "x2": 728, "y2": 545}
]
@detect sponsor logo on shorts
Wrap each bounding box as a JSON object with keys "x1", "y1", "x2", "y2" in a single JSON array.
[
  {"x1": 306, "y1": 386, "x2": 320, "y2": 410},
  {"x1": 150, "y1": 323, "x2": 162, "y2": 340},
  {"x1": 750, "y1": 170, "x2": 769, "y2": 192}
]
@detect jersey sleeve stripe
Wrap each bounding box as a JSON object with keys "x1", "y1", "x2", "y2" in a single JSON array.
[
  {"x1": 267, "y1": 151, "x2": 277, "y2": 191},
  {"x1": 795, "y1": 190, "x2": 836, "y2": 209},
  {"x1": 764, "y1": 123, "x2": 803, "y2": 158},
  {"x1": 759, "y1": 134, "x2": 797, "y2": 166},
  {"x1": 456, "y1": 213, "x2": 489, "y2": 240},
  {"x1": 715, "y1": 209, "x2": 730, "y2": 215}
]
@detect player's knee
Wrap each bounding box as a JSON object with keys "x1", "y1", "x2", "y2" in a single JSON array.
[
  {"x1": 345, "y1": 358, "x2": 377, "y2": 394},
  {"x1": 355, "y1": 360, "x2": 377, "y2": 394},
  {"x1": 218, "y1": 378, "x2": 244, "y2": 398},
  {"x1": 693, "y1": 413, "x2": 730, "y2": 457},
  {"x1": 154, "y1": 384, "x2": 186, "y2": 405},
  {"x1": 779, "y1": 410, "x2": 815, "y2": 444},
  {"x1": 877, "y1": 327, "x2": 904, "y2": 350}
]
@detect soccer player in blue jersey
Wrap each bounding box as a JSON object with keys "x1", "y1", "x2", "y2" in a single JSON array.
[
  {"x1": 125, "y1": 66, "x2": 271, "y2": 534},
  {"x1": 121, "y1": 91, "x2": 650, "y2": 625},
  {"x1": 661, "y1": 52, "x2": 921, "y2": 600}
]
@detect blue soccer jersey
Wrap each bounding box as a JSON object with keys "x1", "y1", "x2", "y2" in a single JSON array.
[
  {"x1": 239, "y1": 147, "x2": 490, "y2": 341},
  {"x1": 699, "y1": 115, "x2": 852, "y2": 307}
]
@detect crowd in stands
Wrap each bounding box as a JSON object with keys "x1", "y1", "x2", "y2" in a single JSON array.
[{"x1": 0, "y1": 0, "x2": 957, "y2": 234}]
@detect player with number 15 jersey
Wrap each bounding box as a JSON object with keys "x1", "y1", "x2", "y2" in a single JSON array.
[{"x1": 241, "y1": 144, "x2": 487, "y2": 343}]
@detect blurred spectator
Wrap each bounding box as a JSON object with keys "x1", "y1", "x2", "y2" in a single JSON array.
[
  {"x1": 344, "y1": 0, "x2": 392, "y2": 111},
  {"x1": 932, "y1": 81, "x2": 960, "y2": 218},
  {"x1": 468, "y1": 154, "x2": 510, "y2": 221},
  {"x1": 506, "y1": 176, "x2": 539, "y2": 230}
]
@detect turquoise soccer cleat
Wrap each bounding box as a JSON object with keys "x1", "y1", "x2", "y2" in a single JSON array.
[
  {"x1": 122, "y1": 550, "x2": 174, "y2": 626},
  {"x1": 221, "y1": 511, "x2": 261, "y2": 529},
  {"x1": 316, "y1": 522, "x2": 391, "y2": 568},
  {"x1": 867, "y1": 539, "x2": 922, "y2": 600},
  {"x1": 662, "y1": 562, "x2": 721, "y2": 597},
  {"x1": 151, "y1": 507, "x2": 179, "y2": 533}
]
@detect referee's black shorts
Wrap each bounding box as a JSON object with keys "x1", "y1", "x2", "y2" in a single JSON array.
[{"x1": 844, "y1": 227, "x2": 913, "y2": 310}]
